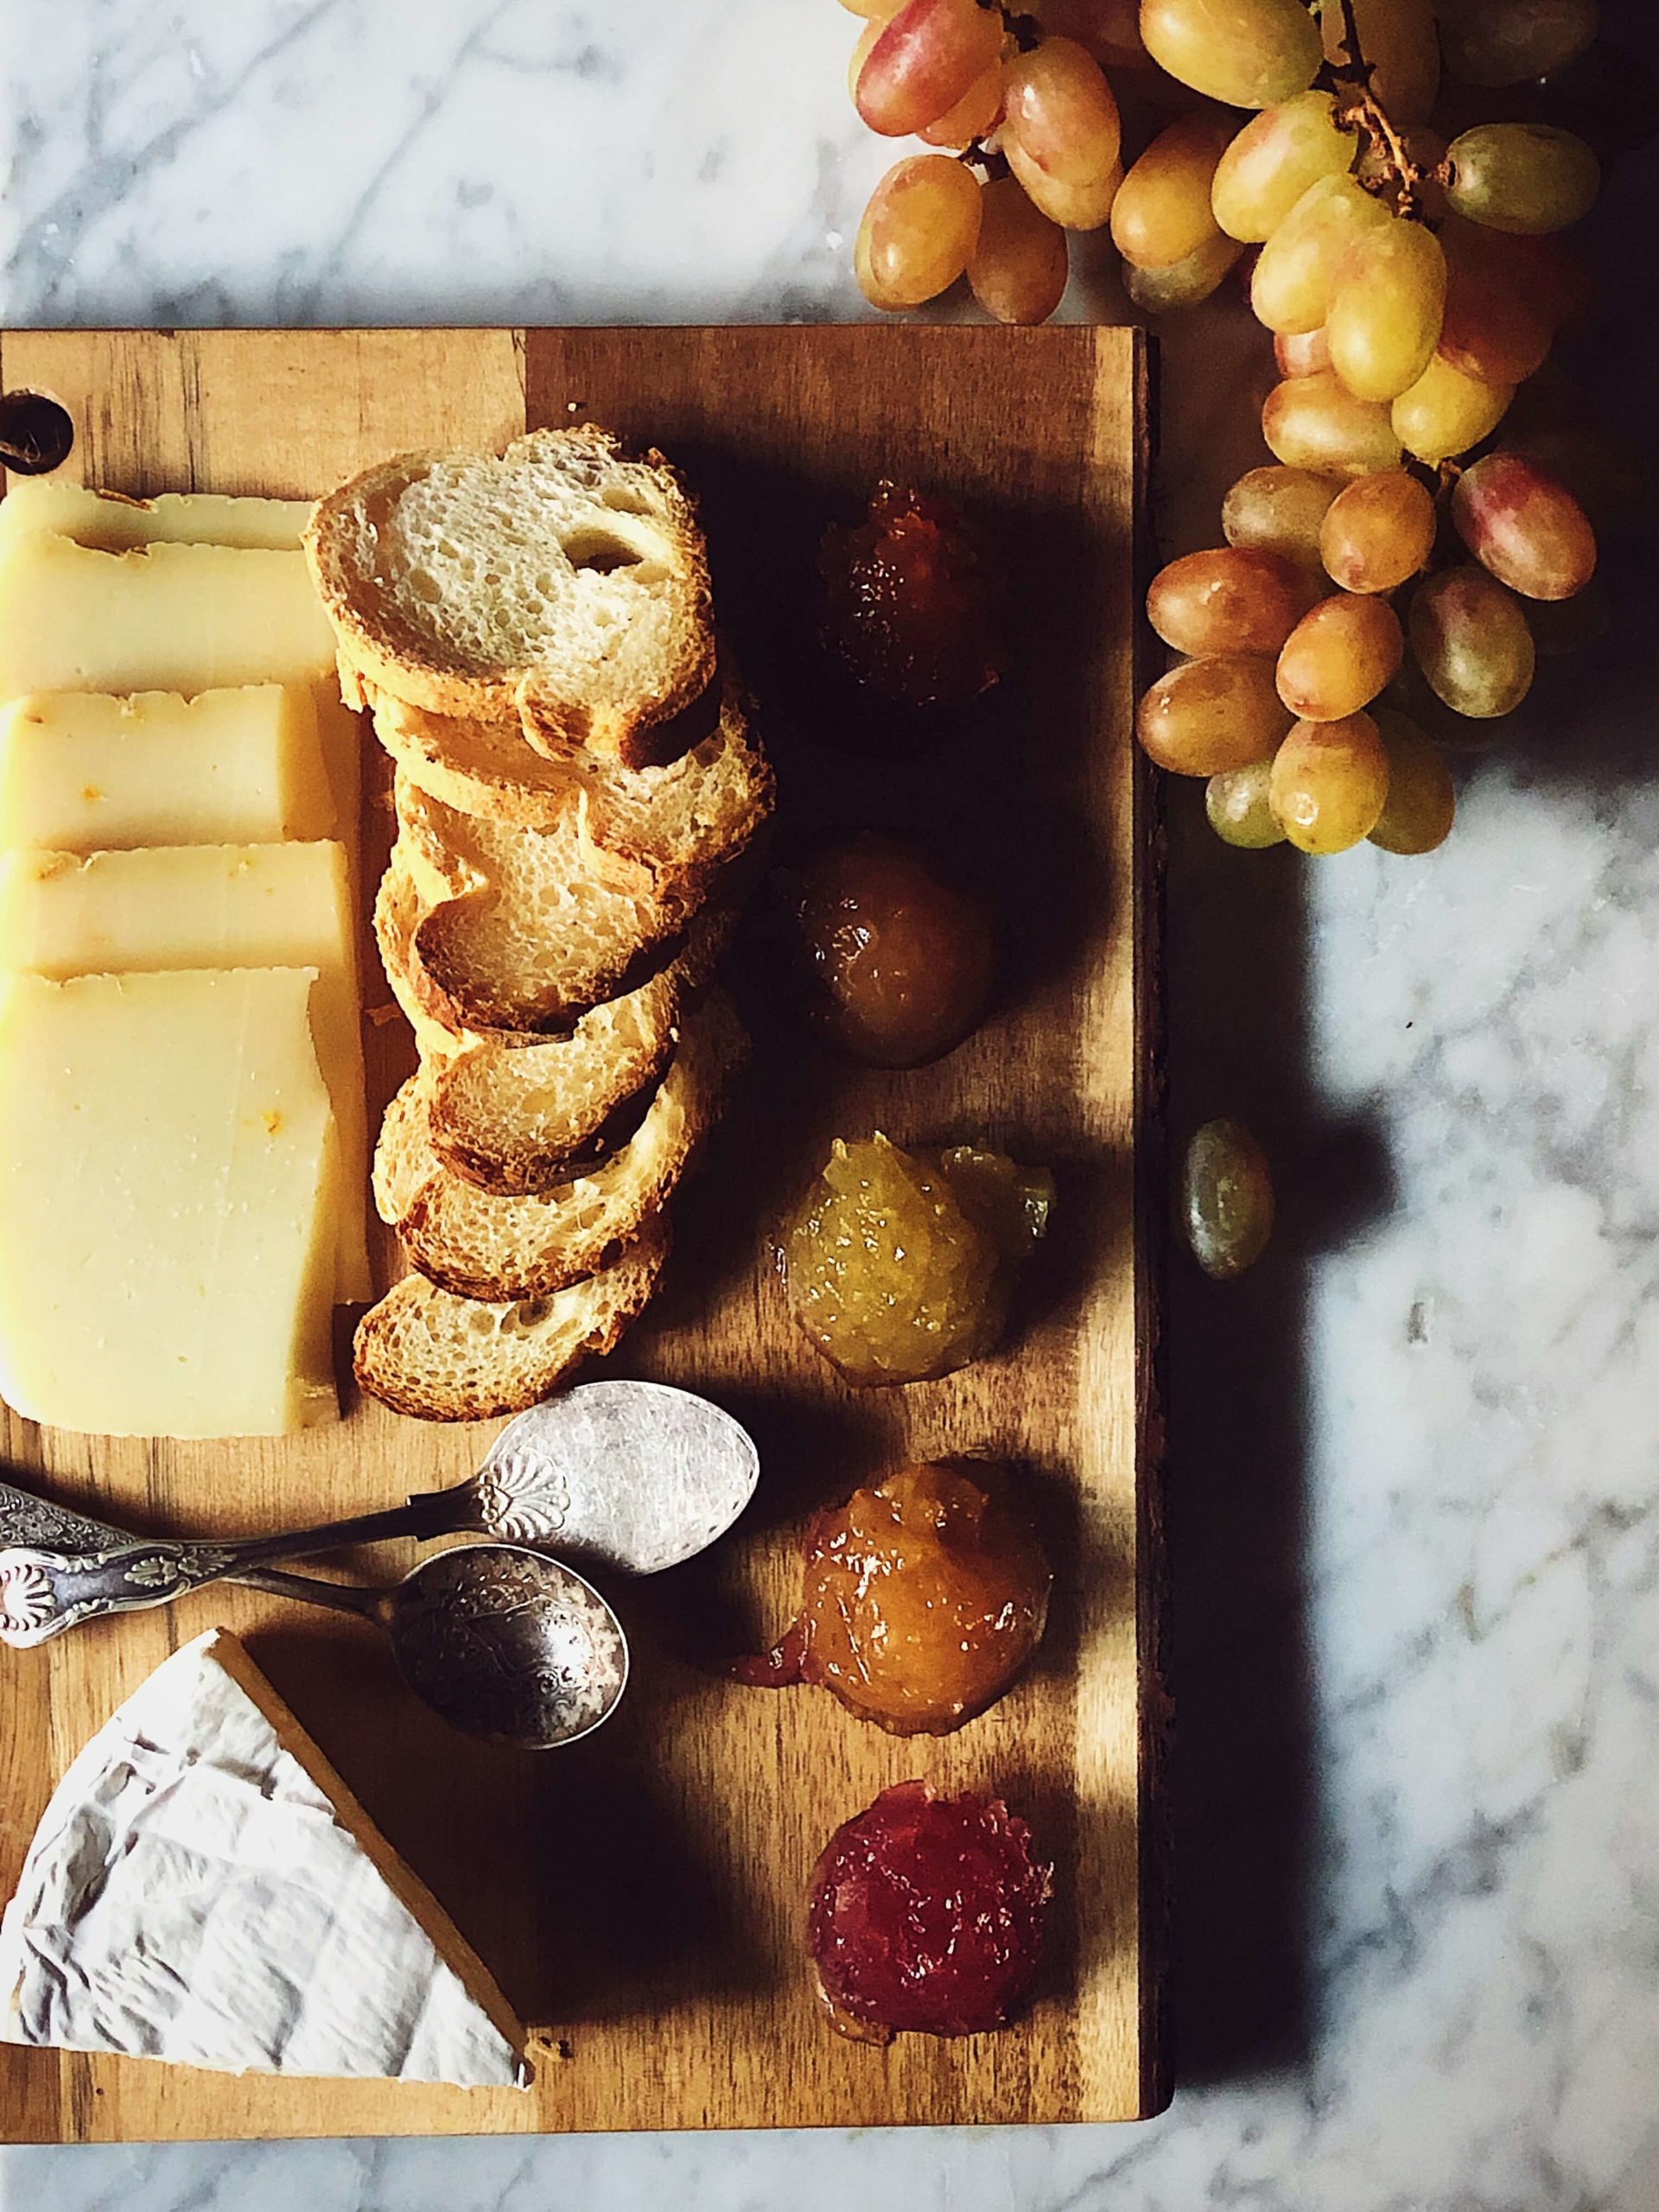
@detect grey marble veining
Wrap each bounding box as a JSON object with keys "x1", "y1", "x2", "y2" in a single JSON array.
[{"x1": 3, "y1": 3, "x2": 1659, "y2": 2208}]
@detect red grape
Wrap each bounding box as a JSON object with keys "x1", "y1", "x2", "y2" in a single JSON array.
[{"x1": 1450, "y1": 451, "x2": 1597, "y2": 601}]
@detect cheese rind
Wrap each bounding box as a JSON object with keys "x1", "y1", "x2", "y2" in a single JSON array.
[
  {"x1": 0, "y1": 685, "x2": 338, "y2": 849},
  {"x1": 0, "y1": 840, "x2": 369, "y2": 1302},
  {"x1": 0, "y1": 534, "x2": 337, "y2": 695},
  {"x1": 0, "y1": 969, "x2": 339, "y2": 1437},
  {"x1": 0, "y1": 1631, "x2": 526, "y2": 2087},
  {"x1": 0, "y1": 479, "x2": 311, "y2": 550}
]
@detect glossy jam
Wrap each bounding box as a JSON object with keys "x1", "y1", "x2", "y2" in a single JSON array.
[
  {"x1": 781, "y1": 1134, "x2": 1053, "y2": 1388},
  {"x1": 739, "y1": 1461, "x2": 1051, "y2": 1734},
  {"x1": 807, "y1": 1780, "x2": 1052, "y2": 2041},
  {"x1": 819, "y1": 481, "x2": 1006, "y2": 708},
  {"x1": 791, "y1": 832, "x2": 995, "y2": 1067}
]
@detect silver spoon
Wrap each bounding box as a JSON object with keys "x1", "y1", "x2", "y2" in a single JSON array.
[
  {"x1": 245, "y1": 1545, "x2": 629, "y2": 1751},
  {"x1": 0, "y1": 1381, "x2": 759, "y2": 1649}
]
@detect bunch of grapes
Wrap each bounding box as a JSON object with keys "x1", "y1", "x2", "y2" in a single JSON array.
[{"x1": 1123, "y1": 0, "x2": 1617, "y2": 858}]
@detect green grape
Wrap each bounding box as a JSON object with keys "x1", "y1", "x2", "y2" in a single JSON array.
[
  {"x1": 1319, "y1": 470, "x2": 1437, "y2": 593},
  {"x1": 1205, "y1": 759, "x2": 1287, "y2": 848},
  {"x1": 1322, "y1": 0, "x2": 1440, "y2": 123},
  {"x1": 1367, "y1": 709, "x2": 1456, "y2": 855},
  {"x1": 1137, "y1": 656, "x2": 1293, "y2": 775},
  {"x1": 1391, "y1": 356, "x2": 1514, "y2": 465},
  {"x1": 1437, "y1": 218, "x2": 1556, "y2": 386},
  {"x1": 1002, "y1": 35, "x2": 1123, "y2": 230},
  {"x1": 1326, "y1": 219, "x2": 1447, "y2": 404},
  {"x1": 1139, "y1": 0, "x2": 1323, "y2": 110},
  {"x1": 1408, "y1": 565, "x2": 1535, "y2": 717},
  {"x1": 1211, "y1": 91, "x2": 1355, "y2": 244},
  {"x1": 1445, "y1": 124, "x2": 1600, "y2": 235},
  {"x1": 1263, "y1": 372, "x2": 1405, "y2": 476},
  {"x1": 1111, "y1": 109, "x2": 1235, "y2": 269},
  {"x1": 855, "y1": 156, "x2": 984, "y2": 309},
  {"x1": 1123, "y1": 231, "x2": 1243, "y2": 310},
  {"x1": 1276, "y1": 592, "x2": 1403, "y2": 720},
  {"x1": 1450, "y1": 450, "x2": 1598, "y2": 600},
  {"x1": 1224, "y1": 464, "x2": 1343, "y2": 567},
  {"x1": 969, "y1": 175, "x2": 1070, "y2": 326},
  {"x1": 1251, "y1": 174, "x2": 1393, "y2": 335},
  {"x1": 1183, "y1": 1118, "x2": 1274, "y2": 1280},
  {"x1": 1439, "y1": 0, "x2": 1599, "y2": 89},
  {"x1": 1146, "y1": 546, "x2": 1316, "y2": 657},
  {"x1": 1268, "y1": 712, "x2": 1390, "y2": 853}
]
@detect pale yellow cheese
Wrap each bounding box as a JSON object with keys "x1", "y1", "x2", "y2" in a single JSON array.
[
  {"x1": 0, "y1": 480, "x2": 310, "y2": 550},
  {"x1": 0, "y1": 534, "x2": 336, "y2": 696},
  {"x1": 0, "y1": 686, "x2": 339, "y2": 850},
  {"x1": 0, "y1": 969, "x2": 339, "y2": 1437},
  {"x1": 0, "y1": 842, "x2": 369, "y2": 1303}
]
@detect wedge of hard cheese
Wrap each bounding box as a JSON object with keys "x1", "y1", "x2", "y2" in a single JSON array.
[
  {"x1": 0, "y1": 840, "x2": 370, "y2": 1304},
  {"x1": 0, "y1": 969, "x2": 340, "y2": 1436},
  {"x1": 0, "y1": 532, "x2": 336, "y2": 695},
  {"x1": 0, "y1": 478, "x2": 311, "y2": 550},
  {"x1": 0, "y1": 1630, "x2": 528, "y2": 2088},
  {"x1": 0, "y1": 686, "x2": 339, "y2": 850}
]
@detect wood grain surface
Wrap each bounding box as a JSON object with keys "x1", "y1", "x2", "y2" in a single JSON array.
[{"x1": 0, "y1": 325, "x2": 1161, "y2": 2140}]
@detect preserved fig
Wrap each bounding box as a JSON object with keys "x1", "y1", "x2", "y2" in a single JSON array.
[
  {"x1": 791, "y1": 831, "x2": 995, "y2": 1067},
  {"x1": 735, "y1": 1460, "x2": 1051, "y2": 1733},
  {"x1": 808, "y1": 1780, "x2": 1052, "y2": 2042},
  {"x1": 781, "y1": 1133, "x2": 1053, "y2": 1387},
  {"x1": 819, "y1": 480, "x2": 1005, "y2": 709}
]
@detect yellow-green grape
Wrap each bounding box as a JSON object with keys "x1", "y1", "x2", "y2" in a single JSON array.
[
  {"x1": 855, "y1": 156, "x2": 983, "y2": 310},
  {"x1": 1325, "y1": 220, "x2": 1448, "y2": 404},
  {"x1": 1368, "y1": 709, "x2": 1456, "y2": 855},
  {"x1": 1263, "y1": 372, "x2": 1405, "y2": 477},
  {"x1": 1440, "y1": 0, "x2": 1599, "y2": 89},
  {"x1": 1408, "y1": 565, "x2": 1536, "y2": 718},
  {"x1": 1445, "y1": 124, "x2": 1600, "y2": 236},
  {"x1": 1002, "y1": 35, "x2": 1123, "y2": 231},
  {"x1": 969, "y1": 175, "x2": 1070, "y2": 325},
  {"x1": 1391, "y1": 356, "x2": 1515, "y2": 464},
  {"x1": 1139, "y1": 0, "x2": 1323, "y2": 110},
  {"x1": 1250, "y1": 174, "x2": 1394, "y2": 336},
  {"x1": 1276, "y1": 592, "x2": 1403, "y2": 720},
  {"x1": 1110, "y1": 109, "x2": 1236, "y2": 269},
  {"x1": 1224, "y1": 463, "x2": 1344, "y2": 566},
  {"x1": 1269, "y1": 712, "x2": 1390, "y2": 853},
  {"x1": 1183, "y1": 1118, "x2": 1274, "y2": 1280},
  {"x1": 1211, "y1": 91, "x2": 1355, "y2": 244},
  {"x1": 1136, "y1": 656, "x2": 1293, "y2": 775},
  {"x1": 1321, "y1": 0, "x2": 1440, "y2": 123},
  {"x1": 1123, "y1": 231, "x2": 1243, "y2": 310},
  {"x1": 1319, "y1": 470, "x2": 1438, "y2": 593},
  {"x1": 1205, "y1": 759, "x2": 1287, "y2": 848}
]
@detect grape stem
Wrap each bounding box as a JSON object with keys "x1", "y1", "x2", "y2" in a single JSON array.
[{"x1": 1319, "y1": 0, "x2": 1427, "y2": 219}]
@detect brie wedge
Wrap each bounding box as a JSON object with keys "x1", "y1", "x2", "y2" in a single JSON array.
[{"x1": 0, "y1": 1630, "x2": 528, "y2": 2088}]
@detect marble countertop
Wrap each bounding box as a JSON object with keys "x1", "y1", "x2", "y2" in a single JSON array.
[{"x1": 4, "y1": 4, "x2": 1657, "y2": 2208}]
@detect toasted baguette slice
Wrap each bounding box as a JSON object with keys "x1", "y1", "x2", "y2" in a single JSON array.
[
  {"x1": 378, "y1": 992, "x2": 746, "y2": 1300},
  {"x1": 384, "y1": 775, "x2": 691, "y2": 1040},
  {"x1": 362, "y1": 665, "x2": 774, "y2": 901},
  {"x1": 422, "y1": 908, "x2": 736, "y2": 1192},
  {"x1": 307, "y1": 427, "x2": 715, "y2": 767},
  {"x1": 353, "y1": 1217, "x2": 670, "y2": 1421}
]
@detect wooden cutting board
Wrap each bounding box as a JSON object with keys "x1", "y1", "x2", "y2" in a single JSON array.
[{"x1": 0, "y1": 325, "x2": 1163, "y2": 2139}]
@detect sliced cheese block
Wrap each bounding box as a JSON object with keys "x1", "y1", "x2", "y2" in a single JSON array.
[
  {"x1": 0, "y1": 685, "x2": 339, "y2": 849},
  {"x1": 0, "y1": 478, "x2": 311, "y2": 550},
  {"x1": 0, "y1": 1630, "x2": 527, "y2": 2088},
  {"x1": 0, "y1": 841, "x2": 370, "y2": 1303},
  {"x1": 0, "y1": 533, "x2": 336, "y2": 696},
  {"x1": 0, "y1": 969, "x2": 339, "y2": 1436}
]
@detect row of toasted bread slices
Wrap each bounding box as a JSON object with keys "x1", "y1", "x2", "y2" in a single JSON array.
[{"x1": 302, "y1": 426, "x2": 773, "y2": 1420}]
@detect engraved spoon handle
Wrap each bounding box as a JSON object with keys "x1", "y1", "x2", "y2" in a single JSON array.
[{"x1": 0, "y1": 1491, "x2": 474, "y2": 1649}]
